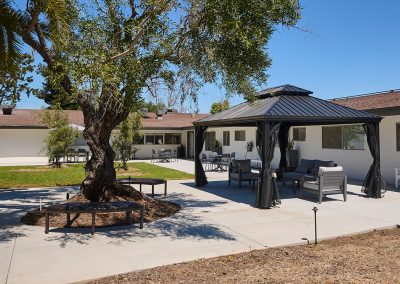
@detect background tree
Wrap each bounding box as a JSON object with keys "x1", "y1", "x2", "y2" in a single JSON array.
[
  {"x1": 1, "y1": 0, "x2": 301, "y2": 201},
  {"x1": 210, "y1": 99, "x2": 230, "y2": 114},
  {"x1": 112, "y1": 112, "x2": 143, "y2": 170},
  {"x1": 0, "y1": 0, "x2": 76, "y2": 104},
  {"x1": 40, "y1": 107, "x2": 79, "y2": 168},
  {"x1": 0, "y1": 53, "x2": 35, "y2": 105}
]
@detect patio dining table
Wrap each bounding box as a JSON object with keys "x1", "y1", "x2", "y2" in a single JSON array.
[
  {"x1": 158, "y1": 149, "x2": 171, "y2": 162},
  {"x1": 210, "y1": 155, "x2": 230, "y2": 172}
]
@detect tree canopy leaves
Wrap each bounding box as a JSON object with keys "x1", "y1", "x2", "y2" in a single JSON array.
[{"x1": 210, "y1": 99, "x2": 229, "y2": 114}]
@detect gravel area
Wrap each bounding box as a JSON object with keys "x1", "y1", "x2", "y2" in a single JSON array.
[{"x1": 89, "y1": 227, "x2": 400, "y2": 284}]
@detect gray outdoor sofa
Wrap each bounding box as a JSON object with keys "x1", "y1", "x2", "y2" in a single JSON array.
[
  {"x1": 282, "y1": 159, "x2": 335, "y2": 184},
  {"x1": 282, "y1": 158, "x2": 347, "y2": 203},
  {"x1": 301, "y1": 166, "x2": 347, "y2": 203}
]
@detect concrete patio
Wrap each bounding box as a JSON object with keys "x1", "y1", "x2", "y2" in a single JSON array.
[{"x1": 0, "y1": 160, "x2": 400, "y2": 284}]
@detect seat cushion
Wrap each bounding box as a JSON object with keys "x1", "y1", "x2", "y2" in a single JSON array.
[
  {"x1": 303, "y1": 180, "x2": 319, "y2": 191},
  {"x1": 283, "y1": 172, "x2": 316, "y2": 181},
  {"x1": 230, "y1": 172, "x2": 258, "y2": 180},
  {"x1": 298, "y1": 159, "x2": 315, "y2": 173},
  {"x1": 295, "y1": 166, "x2": 308, "y2": 173},
  {"x1": 241, "y1": 172, "x2": 259, "y2": 180},
  {"x1": 312, "y1": 160, "x2": 335, "y2": 176},
  {"x1": 318, "y1": 166, "x2": 343, "y2": 175}
]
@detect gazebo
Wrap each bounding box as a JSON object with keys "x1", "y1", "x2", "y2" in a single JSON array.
[{"x1": 193, "y1": 85, "x2": 383, "y2": 209}]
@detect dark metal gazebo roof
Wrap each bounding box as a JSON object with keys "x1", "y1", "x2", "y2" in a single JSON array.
[
  {"x1": 257, "y1": 84, "x2": 313, "y2": 98},
  {"x1": 195, "y1": 85, "x2": 381, "y2": 127}
]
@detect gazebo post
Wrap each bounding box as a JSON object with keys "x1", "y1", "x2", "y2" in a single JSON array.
[
  {"x1": 362, "y1": 122, "x2": 382, "y2": 198},
  {"x1": 256, "y1": 121, "x2": 280, "y2": 208},
  {"x1": 194, "y1": 126, "x2": 208, "y2": 186}
]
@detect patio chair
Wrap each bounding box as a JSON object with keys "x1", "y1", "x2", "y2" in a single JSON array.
[
  {"x1": 229, "y1": 159, "x2": 258, "y2": 189},
  {"x1": 301, "y1": 166, "x2": 347, "y2": 203},
  {"x1": 164, "y1": 149, "x2": 172, "y2": 162},
  {"x1": 77, "y1": 149, "x2": 88, "y2": 162},
  {"x1": 151, "y1": 149, "x2": 159, "y2": 163},
  {"x1": 66, "y1": 148, "x2": 77, "y2": 163},
  {"x1": 230, "y1": 152, "x2": 236, "y2": 160},
  {"x1": 219, "y1": 153, "x2": 231, "y2": 171},
  {"x1": 172, "y1": 149, "x2": 178, "y2": 162},
  {"x1": 201, "y1": 153, "x2": 213, "y2": 171}
]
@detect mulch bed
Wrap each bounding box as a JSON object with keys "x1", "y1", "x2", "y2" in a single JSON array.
[
  {"x1": 21, "y1": 190, "x2": 180, "y2": 228},
  {"x1": 88, "y1": 227, "x2": 400, "y2": 284}
]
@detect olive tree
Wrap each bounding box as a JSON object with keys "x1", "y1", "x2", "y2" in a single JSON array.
[{"x1": 2, "y1": 0, "x2": 300, "y2": 201}]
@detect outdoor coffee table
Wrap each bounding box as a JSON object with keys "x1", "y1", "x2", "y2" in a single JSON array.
[{"x1": 117, "y1": 177, "x2": 167, "y2": 197}]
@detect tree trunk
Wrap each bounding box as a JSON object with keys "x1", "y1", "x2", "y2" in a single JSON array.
[
  {"x1": 81, "y1": 123, "x2": 117, "y2": 201},
  {"x1": 78, "y1": 93, "x2": 129, "y2": 202}
]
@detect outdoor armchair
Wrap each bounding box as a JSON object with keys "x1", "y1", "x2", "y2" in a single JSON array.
[
  {"x1": 201, "y1": 153, "x2": 213, "y2": 171},
  {"x1": 301, "y1": 166, "x2": 347, "y2": 203},
  {"x1": 229, "y1": 159, "x2": 258, "y2": 189},
  {"x1": 151, "y1": 149, "x2": 159, "y2": 163}
]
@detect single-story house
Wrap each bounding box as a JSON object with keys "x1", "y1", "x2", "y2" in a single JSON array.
[
  {"x1": 0, "y1": 85, "x2": 399, "y2": 185},
  {"x1": 0, "y1": 109, "x2": 208, "y2": 160}
]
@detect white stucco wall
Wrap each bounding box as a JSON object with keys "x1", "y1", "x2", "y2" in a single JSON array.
[
  {"x1": 291, "y1": 115, "x2": 400, "y2": 184},
  {"x1": 0, "y1": 128, "x2": 49, "y2": 157},
  {"x1": 202, "y1": 126, "x2": 281, "y2": 168}
]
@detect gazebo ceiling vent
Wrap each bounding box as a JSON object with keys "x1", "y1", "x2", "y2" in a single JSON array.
[{"x1": 256, "y1": 84, "x2": 313, "y2": 99}]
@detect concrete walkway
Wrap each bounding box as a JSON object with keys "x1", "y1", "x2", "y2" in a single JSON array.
[
  {"x1": 0, "y1": 157, "x2": 49, "y2": 166},
  {"x1": 1, "y1": 161, "x2": 400, "y2": 284}
]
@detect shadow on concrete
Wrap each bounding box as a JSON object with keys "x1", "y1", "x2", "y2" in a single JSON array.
[
  {"x1": 181, "y1": 180, "x2": 354, "y2": 206},
  {"x1": 37, "y1": 191, "x2": 236, "y2": 247},
  {"x1": 0, "y1": 187, "x2": 79, "y2": 227},
  {"x1": 43, "y1": 213, "x2": 236, "y2": 247}
]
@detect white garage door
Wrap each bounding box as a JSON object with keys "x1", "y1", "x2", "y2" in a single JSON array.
[{"x1": 0, "y1": 128, "x2": 49, "y2": 157}]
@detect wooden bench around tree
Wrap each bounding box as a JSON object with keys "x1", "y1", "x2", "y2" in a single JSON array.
[
  {"x1": 117, "y1": 177, "x2": 167, "y2": 197},
  {"x1": 44, "y1": 201, "x2": 144, "y2": 235}
]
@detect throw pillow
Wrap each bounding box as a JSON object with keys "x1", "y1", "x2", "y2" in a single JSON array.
[{"x1": 295, "y1": 167, "x2": 308, "y2": 173}]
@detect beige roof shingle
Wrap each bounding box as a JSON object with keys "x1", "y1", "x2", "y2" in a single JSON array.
[
  {"x1": 332, "y1": 90, "x2": 400, "y2": 111},
  {"x1": 0, "y1": 109, "x2": 209, "y2": 129}
]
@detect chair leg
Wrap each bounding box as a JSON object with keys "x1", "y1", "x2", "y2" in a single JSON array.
[
  {"x1": 319, "y1": 191, "x2": 323, "y2": 204},
  {"x1": 239, "y1": 180, "x2": 242, "y2": 188}
]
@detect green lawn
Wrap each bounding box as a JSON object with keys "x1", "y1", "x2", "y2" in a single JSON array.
[{"x1": 0, "y1": 162, "x2": 193, "y2": 189}]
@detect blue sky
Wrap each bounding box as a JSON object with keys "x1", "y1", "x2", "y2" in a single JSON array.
[{"x1": 17, "y1": 0, "x2": 400, "y2": 113}]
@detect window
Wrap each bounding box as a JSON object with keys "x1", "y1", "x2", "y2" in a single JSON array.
[
  {"x1": 165, "y1": 133, "x2": 182, "y2": 144},
  {"x1": 235, "y1": 130, "x2": 246, "y2": 141},
  {"x1": 397, "y1": 124, "x2": 400, "y2": 151},
  {"x1": 135, "y1": 136, "x2": 144, "y2": 145},
  {"x1": 293, "y1": 127, "x2": 306, "y2": 141},
  {"x1": 223, "y1": 131, "x2": 230, "y2": 146},
  {"x1": 145, "y1": 134, "x2": 163, "y2": 145},
  {"x1": 322, "y1": 125, "x2": 365, "y2": 150},
  {"x1": 205, "y1": 131, "x2": 216, "y2": 151}
]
